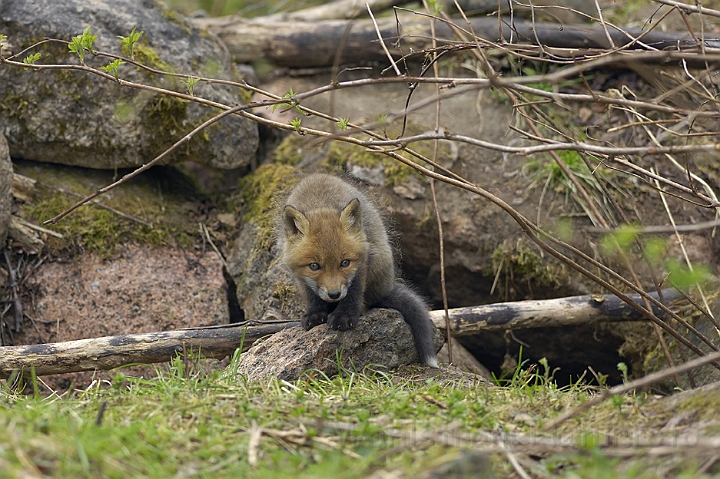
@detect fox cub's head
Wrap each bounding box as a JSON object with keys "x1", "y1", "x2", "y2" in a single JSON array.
[{"x1": 283, "y1": 198, "x2": 368, "y2": 302}]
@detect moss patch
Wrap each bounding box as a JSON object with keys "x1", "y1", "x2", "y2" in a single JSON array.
[
  {"x1": 272, "y1": 134, "x2": 311, "y2": 166},
  {"x1": 675, "y1": 390, "x2": 720, "y2": 423},
  {"x1": 131, "y1": 43, "x2": 173, "y2": 73},
  {"x1": 17, "y1": 162, "x2": 198, "y2": 256},
  {"x1": 326, "y1": 123, "x2": 451, "y2": 186},
  {"x1": 491, "y1": 239, "x2": 566, "y2": 300},
  {"x1": 143, "y1": 94, "x2": 189, "y2": 146},
  {"x1": 233, "y1": 163, "x2": 299, "y2": 250}
]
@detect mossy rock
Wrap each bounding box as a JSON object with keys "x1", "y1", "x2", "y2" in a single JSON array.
[
  {"x1": 17, "y1": 161, "x2": 199, "y2": 256},
  {"x1": 0, "y1": 0, "x2": 257, "y2": 169}
]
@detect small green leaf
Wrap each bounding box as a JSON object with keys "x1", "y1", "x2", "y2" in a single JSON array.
[
  {"x1": 273, "y1": 87, "x2": 300, "y2": 113},
  {"x1": 181, "y1": 76, "x2": 200, "y2": 95},
  {"x1": 601, "y1": 224, "x2": 639, "y2": 256},
  {"x1": 68, "y1": 26, "x2": 97, "y2": 63},
  {"x1": 643, "y1": 238, "x2": 667, "y2": 266},
  {"x1": 22, "y1": 52, "x2": 41, "y2": 65},
  {"x1": 617, "y1": 362, "x2": 628, "y2": 383},
  {"x1": 290, "y1": 117, "x2": 302, "y2": 134},
  {"x1": 68, "y1": 38, "x2": 82, "y2": 58},
  {"x1": 101, "y1": 58, "x2": 125, "y2": 81},
  {"x1": 117, "y1": 27, "x2": 143, "y2": 60},
  {"x1": 337, "y1": 117, "x2": 349, "y2": 131},
  {"x1": 666, "y1": 259, "x2": 711, "y2": 291},
  {"x1": 0, "y1": 34, "x2": 6, "y2": 41},
  {"x1": 426, "y1": 0, "x2": 442, "y2": 14}
]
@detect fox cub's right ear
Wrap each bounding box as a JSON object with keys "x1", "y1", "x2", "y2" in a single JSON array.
[
  {"x1": 283, "y1": 205, "x2": 310, "y2": 237},
  {"x1": 340, "y1": 198, "x2": 362, "y2": 233}
]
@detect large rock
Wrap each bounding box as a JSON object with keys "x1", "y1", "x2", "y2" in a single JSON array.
[
  {"x1": 237, "y1": 309, "x2": 444, "y2": 381},
  {"x1": 0, "y1": 0, "x2": 258, "y2": 169}
]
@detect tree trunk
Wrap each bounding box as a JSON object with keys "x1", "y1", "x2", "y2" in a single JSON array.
[
  {"x1": 429, "y1": 289, "x2": 680, "y2": 336},
  {"x1": 0, "y1": 322, "x2": 298, "y2": 379},
  {"x1": 191, "y1": 15, "x2": 700, "y2": 67}
]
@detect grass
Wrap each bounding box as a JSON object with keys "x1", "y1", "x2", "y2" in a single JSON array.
[{"x1": 1, "y1": 353, "x2": 717, "y2": 478}]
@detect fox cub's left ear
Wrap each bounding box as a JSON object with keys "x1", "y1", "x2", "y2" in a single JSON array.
[
  {"x1": 283, "y1": 205, "x2": 310, "y2": 237},
  {"x1": 340, "y1": 198, "x2": 362, "y2": 233}
]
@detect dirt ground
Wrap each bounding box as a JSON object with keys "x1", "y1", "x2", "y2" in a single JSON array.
[{"x1": 7, "y1": 243, "x2": 229, "y2": 391}]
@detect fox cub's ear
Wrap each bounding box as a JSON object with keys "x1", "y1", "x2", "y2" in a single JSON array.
[
  {"x1": 340, "y1": 198, "x2": 362, "y2": 233},
  {"x1": 283, "y1": 205, "x2": 310, "y2": 237}
]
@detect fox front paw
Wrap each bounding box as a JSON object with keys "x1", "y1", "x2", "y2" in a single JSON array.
[
  {"x1": 302, "y1": 310, "x2": 328, "y2": 330},
  {"x1": 327, "y1": 310, "x2": 359, "y2": 331}
]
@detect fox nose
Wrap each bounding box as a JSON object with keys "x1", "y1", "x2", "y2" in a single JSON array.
[{"x1": 327, "y1": 290, "x2": 341, "y2": 300}]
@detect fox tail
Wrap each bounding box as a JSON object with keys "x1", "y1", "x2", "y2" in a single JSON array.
[{"x1": 378, "y1": 284, "x2": 439, "y2": 368}]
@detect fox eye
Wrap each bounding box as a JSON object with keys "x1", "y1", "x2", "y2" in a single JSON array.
[
  {"x1": 309, "y1": 262, "x2": 321, "y2": 271},
  {"x1": 340, "y1": 259, "x2": 350, "y2": 268}
]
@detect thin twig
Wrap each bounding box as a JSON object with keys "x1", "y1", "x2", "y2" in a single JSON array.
[
  {"x1": 422, "y1": 0, "x2": 452, "y2": 365},
  {"x1": 12, "y1": 216, "x2": 64, "y2": 238},
  {"x1": 585, "y1": 220, "x2": 720, "y2": 235},
  {"x1": 653, "y1": 0, "x2": 720, "y2": 18},
  {"x1": 3, "y1": 251, "x2": 23, "y2": 332},
  {"x1": 200, "y1": 223, "x2": 228, "y2": 270},
  {"x1": 652, "y1": 168, "x2": 718, "y2": 340},
  {"x1": 595, "y1": 0, "x2": 616, "y2": 49},
  {"x1": 366, "y1": 3, "x2": 402, "y2": 76},
  {"x1": 248, "y1": 420, "x2": 262, "y2": 467}
]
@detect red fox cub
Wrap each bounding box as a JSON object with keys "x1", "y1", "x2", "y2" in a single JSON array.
[{"x1": 280, "y1": 173, "x2": 439, "y2": 368}]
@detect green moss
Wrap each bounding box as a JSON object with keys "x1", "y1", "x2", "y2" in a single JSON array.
[
  {"x1": 143, "y1": 94, "x2": 189, "y2": 147},
  {"x1": 675, "y1": 391, "x2": 720, "y2": 422},
  {"x1": 326, "y1": 123, "x2": 450, "y2": 186},
  {"x1": 491, "y1": 239, "x2": 565, "y2": 300},
  {"x1": 234, "y1": 163, "x2": 299, "y2": 249},
  {"x1": 17, "y1": 163, "x2": 199, "y2": 257},
  {"x1": 0, "y1": 92, "x2": 33, "y2": 117},
  {"x1": 272, "y1": 134, "x2": 311, "y2": 166},
  {"x1": 327, "y1": 140, "x2": 417, "y2": 186},
  {"x1": 132, "y1": 43, "x2": 173, "y2": 73},
  {"x1": 26, "y1": 195, "x2": 166, "y2": 256}
]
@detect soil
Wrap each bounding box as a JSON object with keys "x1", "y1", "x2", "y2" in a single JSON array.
[{"x1": 8, "y1": 243, "x2": 229, "y2": 392}]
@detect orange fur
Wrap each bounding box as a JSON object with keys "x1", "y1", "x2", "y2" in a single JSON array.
[{"x1": 279, "y1": 173, "x2": 438, "y2": 367}]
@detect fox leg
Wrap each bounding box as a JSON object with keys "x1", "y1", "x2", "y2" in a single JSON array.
[
  {"x1": 302, "y1": 285, "x2": 330, "y2": 330},
  {"x1": 327, "y1": 278, "x2": 362, "y2": 331}
]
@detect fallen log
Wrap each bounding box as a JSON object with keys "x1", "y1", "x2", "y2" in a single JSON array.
[
  {"x1": 261, "y1": 0, "x2": 413, "y2": 22},
  {"x1": 429, "y1": 288, "x2": 682, "y2": 336},
  {"x1": 0, "y1": 321, "x2": 298, "y2": 379},
  {"x1": 191, "y1": 15, "x2": 711, "y2": 67},
  {"x1": 0, "y1": 289, "x2": 681, "y2": 378}
]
